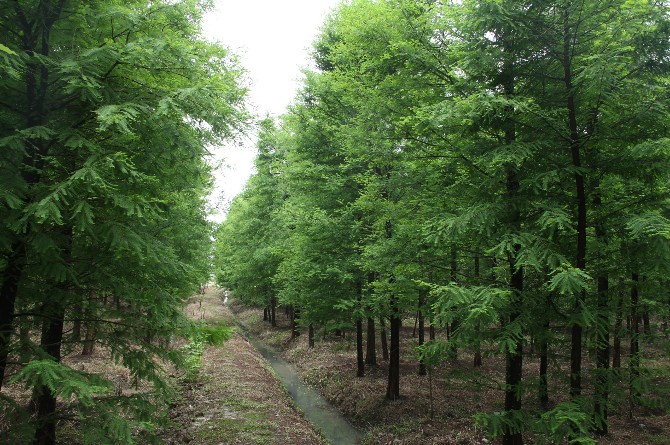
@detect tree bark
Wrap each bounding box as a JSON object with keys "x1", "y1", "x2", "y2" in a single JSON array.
[
  {"x1": 418, "y1": 288, "x2": 426, "y2": 376},
  {"x1": 386, "y1": 295, "x2": 400, "y2": 400},
  {"x1": 380, "y1": 316, "x2": 389, "y2": 361},
  {"x1": 32, "y1": 300, "x2": 66, "y2": 445},
  {"x1": 474, "y1": 254, "x2": 482, "y2": 368},
  {"x1": 270, "y1": 296, "x2": 277, "y2": 327},
  {"x1": 81, "y1": 322, "x2": 96, "y2": 356},
  {"x1": 563, "y1": 5, "x2": 587, "y2": 399},
  {"x1": 613, "y1": 295, "x2": 623, "y2": 369},
  {"x1": 0, "y1": 247, "x2": 22, "y2": 390},
  {"x1": 291, "y1": 307, "x2": 300, "y2": 339},
  {"x1": 308, "y1": 323, "x2": 315, "y2": 348},
  {"x1": 356, "y1": 317, "x2": 364, "y2": 377},
  {"x1": 629, "y1": 273, "x2": 640, "y2": 414},
  {"x1": 594, "y1": 275, "x2": 610, "y2": 434},
  {"x1": 539, "y1": 323, "x2": 549, "y2": 410},
  {"x1": 365, "y1": 317, "x2": 376, "y2": 365}
]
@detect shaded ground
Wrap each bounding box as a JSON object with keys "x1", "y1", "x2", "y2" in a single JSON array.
[
  {"x1": 163, "y1": 287, "x2": 325, "y2": 445},
  {"x1": 229, "y1": 299, "x2": 670, "y2": 445}
]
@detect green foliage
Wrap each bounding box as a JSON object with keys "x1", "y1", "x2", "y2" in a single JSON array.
[
  {"x1": 214, "y1": 0, "x2": 670, "y2": 442},
  {"x1": 181, "y1": 322, "x2": 234, "y2": 381},
  {"x1": 0, "y1": 0, "x2": 248, "y2": 441},
  {"x1": 533, "y1": 402, "x2": 596, "y2": 445}
]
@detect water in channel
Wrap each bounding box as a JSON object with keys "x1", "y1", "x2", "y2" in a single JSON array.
[{"x1": 242, "y1": 330, "x2": 363, "y2": 445}]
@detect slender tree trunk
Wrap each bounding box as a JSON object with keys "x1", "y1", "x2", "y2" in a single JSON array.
[
  {"x1": 380, "y1": 316, "x2": 389, "y2": 361},
  {"x1": 474, "y1": 254, "x2": 482, "y2": 368},
  {"x1": 263, "y1": 307, "x2": 268, "y2": 322},
  {"x1": 81, "y1": 323, "x2": 96, "y2": 356},
  {"x1": 33, "y1": 301, "x2": 66, "y2": 445},
  {"x1": 593, "y1": 189, "x2": 610, "y2": 434},
  {"x1": 356, "y1": 317, "x2": 364, "y2": 377},
  {"x1": 539, "y1": 321, "x2": 549, "y2": 410},
  {"x1": 270, "y1": 296, "x2": 277, "y2": 327},
  {"x1": 629, "y1": 273, "x2": 640, "y2": 415},
  {"x1": 418, "y1": 288, "x2": 426, "y2": 376},
  {"x1": 613, "y1": 295, "x2": 623, "y2": 369},
  {"x1": 594, "y1": 275, "x2": 610, "y2": 434},
  {"x1": 365, "y1": 317, "x2": 376, "y2": 365},
  {"x1": 0, "y1": 248, "x2": 22, "y2": 390},
  {"x1": 386, "y1": 295, "x2": 400, "y2": 400},
  {"x1": 563, "y1": 6, "x2": 587, "y2": 399},
  {"x1": 291, "y1": 307, "x2": 300, "y2": 339},
  {"x1": 356, "y1": 281, "x2": 364, "y2": 377},
  {"x1": 308, "y1": 323, "x2": 315, "y2": 348}
]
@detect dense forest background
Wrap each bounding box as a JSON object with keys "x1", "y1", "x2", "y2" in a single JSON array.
[{"x1": 215, "y1": 0, "x2": 670, "y2": 444}]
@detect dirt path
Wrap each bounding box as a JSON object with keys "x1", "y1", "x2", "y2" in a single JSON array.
[{"x1": 164, "y1": 287, "x2": 325, "y2": 445}]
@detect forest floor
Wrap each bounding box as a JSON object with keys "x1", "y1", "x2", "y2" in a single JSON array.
[
  {"x1": 228, "y1": 297, "x2": 670, "y2": 445},
  {"x1": 161, "y1": 287, "x2": 325, "y2": 445},
  {"x1": 0, "y1": 287, "x2": 325, "y2": 445}
]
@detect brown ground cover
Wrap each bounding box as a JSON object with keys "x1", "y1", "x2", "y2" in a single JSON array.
[
  {"x1": 228, "y1": 299, "x2": 670, "y2": 445},
  {"x1": 162, "y1": 287, "x2": 325, "y2": 445},
  {"x1": 1, "y1": 288, "x2": 325, "y2": 445}
]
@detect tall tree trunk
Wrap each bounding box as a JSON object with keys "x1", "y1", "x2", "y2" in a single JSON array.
[
  {"x1": 539, "y1": 321, "x2": 549, "y2": 410},
  {"x1": 291, "y1": 307, "x2": 300, "y2": 339},
  {"x1": 386, "y1": 295, "x2": 400, "y2": 400},
  {"x1": 563, "y1": 6, "x2": 587, "y2": 399},
  {"x1": 0, "y1": 247, "x2": 22, "y2": 390},
  {"x1": 613, "y1": 295, "x2": 623, "y2": 369},
  {"x1": 308, "y1": 323, "x2": 315, "y2": 348},
  {"x1": 380, "y1": 316, "x2": 389, "y2": 361},
  {"x1": 270, "y1": 296, "x2": 277, "y2": 327},
  {"x1": 33, "y1": 301, "x2": 66, "y2": 445},
  {"x1": 81, "y1": 323, "x2": 96, "y2": 356},
  {"x1": 365, "y1": 317, "x2": 376, "y2": 365},
  {"x1": 593, "y1": 189, "x2": 610, "y2": 434},
  {"x1": 356, "y1": 317, "x2": 364, "y2": 377},
  {"x1": 629, "y1": 273, "x2": 640, "y2": 415},
  {"x1": 474, "y1": 254, "x2": 482, "y2": 368},
  {"x1": 356, "y1": 281, "x2": 364, "y2": 377},
  {"x1": 418, "y1": 288, "x2": 426, "y2": 376},
  {"x1": 594, "y1": 275, "x2": 610, "y2": 434}
]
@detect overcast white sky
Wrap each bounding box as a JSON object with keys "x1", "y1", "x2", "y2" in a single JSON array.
[{"x1": 202, "y1": 0, "x2": 342, "y2": 221}]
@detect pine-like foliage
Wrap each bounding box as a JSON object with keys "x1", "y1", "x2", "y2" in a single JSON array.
[{"x1": 0, "y1": 1, "x2": 247, "y2": 443}]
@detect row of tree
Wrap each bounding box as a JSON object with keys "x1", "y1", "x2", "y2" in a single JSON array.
[
  {"x1": 0, "y1": 1, "x2": 246, "y2": 444},
  {"x1": 215, "y1": 0, "x2": 670, "y2": 443}
]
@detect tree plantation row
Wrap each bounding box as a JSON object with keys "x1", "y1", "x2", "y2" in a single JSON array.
[
  {"x1": 214, "y1": 1, "x2": 670, "y2": 444},
  {"x1": 0, "y1": 1, "x2": 247, "y2": 444}
]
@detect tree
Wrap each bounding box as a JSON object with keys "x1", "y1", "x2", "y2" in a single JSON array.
[{"x1": 0, "y1": 1, "x2": 247, "y2": 443}]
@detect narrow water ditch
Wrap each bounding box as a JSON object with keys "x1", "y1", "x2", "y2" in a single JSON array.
[{"x1": 236, "y1": 322, "x2": 363, "y2": 445}]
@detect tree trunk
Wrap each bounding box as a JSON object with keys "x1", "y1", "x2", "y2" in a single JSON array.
[
  {"x1": 32, "y1": 301, "x2": 66, "y2": 445},
  {"x1": 0, "y1": 247, "x2": 22, "y2": 390},
  {"x1": 356, "y1": 317, "x2": 364, "y2": 377},
  {"x1": 418, "y1": 288, "x2": 426, "y2": 375},
  {"x1": 308, "y1": 323, "x2": 315, "y2": 348},
  {"x1": 81, "y1": 323, "x2": 96, "y2": 356},
  {"x1": 629, "y1": 273, "x2": 640, "y2": 414},
  {"x1": 270, "y1": 296, "x2": 277, "y2": 327},
  {"x1": 613, "y1": 295, "x2": 623, "y2": 369},
  {"x1": 539, "y1": 323, "x2": 549, "y2": 410},
  {"x1": 594, "y1": 275, "x2": 610, "y2": 434},
  {"x1": 563, "y1": 6, "x2": 587, "y2": 399},
  {"x1": 291, "y1": 307, "x2": 300, "y2": 339},
  {"x1": 365, "y1": 317, "x2": 376, "y2": 365},
  {"x1": 474, "y1": 254, "x2": 482, "y2": 368},
  {"x1": 386, "y1": 296, "x2": 400, "y2": 400},
  {"x1": 263, "y1": 307, "x2": 268, "y2": 322},
  {"x1": 380, "y1": 316, "x2": 389, "y2": 361}
]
